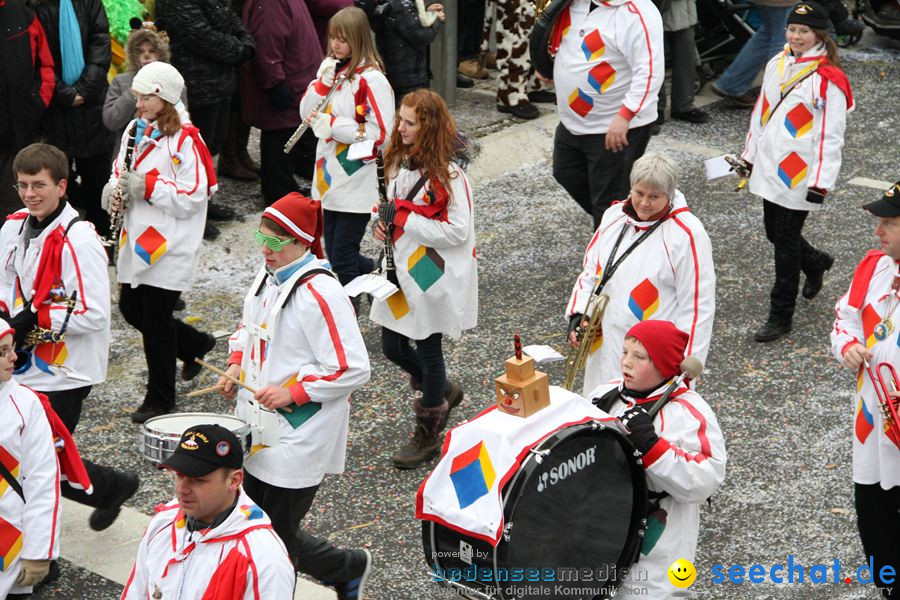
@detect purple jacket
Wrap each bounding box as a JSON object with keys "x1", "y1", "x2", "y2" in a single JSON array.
[{"x1": 241, "y1": 0, "x2": 350, "y2": 131}]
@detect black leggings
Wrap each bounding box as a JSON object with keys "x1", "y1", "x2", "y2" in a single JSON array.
[
  {"x1": 855, "y1": 482, "x2": 899, "y2": 598},
  {"x1": 381, "y1": 328, "x2": 446, "y2": 408}
]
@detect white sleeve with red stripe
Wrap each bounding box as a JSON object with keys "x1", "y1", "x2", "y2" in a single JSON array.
[
  {"x1": 566, "y1": 228, "x2": 602, "y2": 319},
  {"x1": 329, "y1": 71, "x2": 395, "y2": 148},
  {"x1": 240, "y1": 530, "x2": 295, "y2": 600},
  {"x1": 642, "y1": 393, "x2": 726, "y2": 504},
  {"x1": 0, "y1": 219, "x2": 20, "y2": 315},
  {"x1": 619, "y1": 2, "x2": 664, "y2": 121},
  {"x1": 299, "y1": 64, "x2": 331, "y2": 118},
  {"x1": 830, "y1": 282, "x2": 864, "y2": 364},
  {"x1": 288, "y1": 277, "x2": 371, "y2": 405},
  {"x1": 741, "y1": 56, "x2": 778, "y2": 165},
  {"x1": 48, "y1": 225, "x2": 111, "y2": 335},
  {"x1": 119, "y1": 518, "x2": 159, "y2": 600},
  {"x1": 397, "y1": 171, "x2": 472, "y2": 250},
  {"x1": 144, "y1": 135, "x2": 208, "y2": 219},
  {"x1": 807, "y1": 78, "x2": 848, "y2": 192},
  {"x1": 228, "y1": 319, "x2": 249, "y2": 366},
  {"x1": 669, "y1": 214, "x2": 715, "y2": 369},
  {"x1": 19, "y1": 389, "x2": 61, "y2": 561}
]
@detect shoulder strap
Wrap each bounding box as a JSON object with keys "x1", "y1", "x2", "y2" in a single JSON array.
[
  {"x1": 278, "y1": 268, "x2": 337, "y2": 310},
  {"x1": 590, "y1": 387, "x2": 621, "y2": 414},
  {"x1": 405, "y1": 174, "x2": 428, "y2": 202}
]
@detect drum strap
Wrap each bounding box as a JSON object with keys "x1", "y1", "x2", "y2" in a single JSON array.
[
  {"x1": 0, "y1": 459, "x2": 24, "y2": 502},
  {"x1": 590, "y1": 387, "x2": 621, "y2": 413}
]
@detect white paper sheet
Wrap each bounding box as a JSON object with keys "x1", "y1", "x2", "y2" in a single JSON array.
[
  {"x1": 348, "y1": 139, "x2": 375, "y2": 161},
  {"x1": 522, "y1": 344, "x2": 566, "y2": 364},
  {"x1": 344, "y1": 273, "x2": 399, "y2": 300},
  {"x1": 705, "y1": 155, "x2": 735, "y2": 180}
]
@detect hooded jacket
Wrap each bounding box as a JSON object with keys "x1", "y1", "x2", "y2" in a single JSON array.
[
  {"x1": 566, "y1": 191, "x2": 715, "y2": 394},
  {"x1": 121, "y1": 489, "x2": 295, "y2": 600},
  {"x1": 30, "y1": 0, "x2": 114, "y2": 158},
  {"x1": 373, "y1": 0, "x2": 443, "y2": 91}
]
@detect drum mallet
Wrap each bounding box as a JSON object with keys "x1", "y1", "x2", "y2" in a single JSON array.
[
  {"x1": 192, "y1": 358, "x2": 293, "y2": 413},
  {"x1": 185, "y1": 383, "x2": 226, "y2": 398},
  {"x1": 647, "y1": 356, "x2": 704, "y2": 418}
]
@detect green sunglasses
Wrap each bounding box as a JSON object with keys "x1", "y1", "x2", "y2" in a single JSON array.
[{"x1": 254, "y1": 230, "x2": 295, "y2": 251}]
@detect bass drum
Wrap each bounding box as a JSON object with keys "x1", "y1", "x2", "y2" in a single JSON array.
[
  {"x1": 422, "y1": 422, "x2": 647, "y2": 600},
  {"x1": 529, "y1": 0, "x2": 575, "y2": 80}
]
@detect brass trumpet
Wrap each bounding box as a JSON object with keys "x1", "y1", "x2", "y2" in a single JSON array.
[
  {"x1": 563, "y1": 291, "x2": 609, "y2": 391},
  {"x1": 864, "y1": 360, "x2": 900, "y2": 446}
]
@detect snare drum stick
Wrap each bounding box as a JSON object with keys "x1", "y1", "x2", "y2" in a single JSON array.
[
  {"x1": 185, "y1": 383, "x2": 225, "y2": 398},
  {"x1": 193, "y1": 358, "x2": 292, "y2": 413}
]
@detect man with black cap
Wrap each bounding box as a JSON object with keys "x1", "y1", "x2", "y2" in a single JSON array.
[
  {"x1": 831, "y1": 181, "x2": 900, "y2": 599},
  {"x1": 587, "y1": 319, "x2": 726, "y2": 598},
  {"x1": 121, "y1": 423, "x2": 295, "y2": 599}
]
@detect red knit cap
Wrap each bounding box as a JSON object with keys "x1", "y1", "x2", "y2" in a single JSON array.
[
  {"x1": 262, "y1": 192, "x2": 324, "y2": 258},
  {"x1": 625, "y1": 320, "x2": 689, "y2": 379}
]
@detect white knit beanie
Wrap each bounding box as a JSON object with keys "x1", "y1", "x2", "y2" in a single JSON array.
[{"x1": 132, "y1": 61, "x2": 184, "y2": 105}]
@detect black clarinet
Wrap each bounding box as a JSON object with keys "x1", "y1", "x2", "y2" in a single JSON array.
[
  {"x1": 376, "y1": 151, "x2": 399, "y2": 286},
  {"x1": 106, "y1": 122, "x2": 139, "y2": 264}
]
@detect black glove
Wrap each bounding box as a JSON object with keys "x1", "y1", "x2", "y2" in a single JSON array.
[
  {"x1": 567, "y1": 313, "x2": 583, "y2": 337},
  {"x1": 806, "y1": 188, "x2": 826, "y2": 204},
  {"x1": 9, "y1": 303, "x2": 38, "y2": 349},
  {"x1": 620, "y1": 406, "x2": 659, "y2": 455},
  {"x1": 265, "y1": 81, "x2": 295, "y2": 112},
  {"x1": 379, "y1": 200, "x2": 396, "y2": 227}
]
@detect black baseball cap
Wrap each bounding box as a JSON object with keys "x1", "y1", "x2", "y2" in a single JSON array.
[
  {"x1": 863, "y1": 181, "x2": 900, "y2": 218},
  {"x1": 159, "y1": 424, "x2": 243, "y2": 477}
]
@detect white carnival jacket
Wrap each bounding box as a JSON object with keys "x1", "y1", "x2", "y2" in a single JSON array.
[
  {"x1": 0, "y1": 378, "x2": 61, "y2": 598},
  {"x1": 587, "y1": 380, "x2": 726, "y2": 599},
  {"x1": 108, "y1": 106, "x2": 214, "y2": 292},
  {"x1": 830, "y1": 251, "x2": 900, "y2": 490},
  {"x1": 228, "y1": 255, "x2": 370, "y2": 489},
  {"x1": 742, "y1": 44, "x2": 852, "y2": 211},
  {"x1": 299, "y1": 61, "x2": 394, "y2": 214},
  {"x1": 120, "y1": 489, "x2": 295, "y2": 600},
  {"x1": 0, "y1": 204, "x2": 110, "y2": 390},
  {"x1": 369, "y1": 162, "x2": 478, "y2": 340},
  {"x1": 566, "y1": 192, "x2": 715, "y2": 394},
  {"x1": 552, "y1": 0, "x2": 664, "y2": 135}
]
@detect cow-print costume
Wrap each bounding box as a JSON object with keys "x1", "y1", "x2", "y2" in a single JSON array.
[{"x1": 481, "y1": 0, "x2": 543, "y2": 108}]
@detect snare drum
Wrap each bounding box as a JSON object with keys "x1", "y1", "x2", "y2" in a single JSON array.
[
  {"x1": 422, "y1": 422, "x2": 647, "y2": 600},
  {"x1": 139, "y1": 412, "x2": 251, "y2": 464}
]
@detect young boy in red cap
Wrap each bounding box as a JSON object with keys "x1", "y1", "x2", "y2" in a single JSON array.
[
  {"x1": 588, "y1": 319, "x2": 726, "y2": 599},
  {"x1": 217, "y1": 192, "x2": 372, "y2": 600}
]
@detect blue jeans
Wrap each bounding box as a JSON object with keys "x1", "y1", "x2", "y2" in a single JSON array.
[
  {"x1": 322, "y1": 209, "x2": 375, "y2": 286},
  {"x1": 715, "y1": 6, "x2": 791, "y2": 96},
  {"x1": 381, "y1": 329, "x2": 446, "y2": 408}
]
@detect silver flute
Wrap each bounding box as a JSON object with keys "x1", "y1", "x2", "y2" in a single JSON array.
[{"x1": 283, "y1": 73, "x2": 346, "y2": 154}]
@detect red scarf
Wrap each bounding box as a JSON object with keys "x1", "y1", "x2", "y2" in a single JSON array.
[
  {"x1": 201, "y1": 547, "x2": 250, "y2": 600},
  {"x1": 848, "y1": 249, "x2": 885, "y2": 310},
  {"x1": 38, "y1": 392, "x2": 92, "y2": 494},
  {"x1": 392, "y1": 177, "x2": 450, "y2": 240}
]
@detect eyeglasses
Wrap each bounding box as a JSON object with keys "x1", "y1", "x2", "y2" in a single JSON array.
[
  {"x1": 254, "y1": 230, "x2": 295, "y2": 251},
  {"x1": 12, "y1": 181, "x2": 56, "y2": 193}
]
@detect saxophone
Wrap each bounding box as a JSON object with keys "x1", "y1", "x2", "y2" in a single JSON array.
[{"x1": 105, "y1": 122, "x2": 138, "y2": 263}]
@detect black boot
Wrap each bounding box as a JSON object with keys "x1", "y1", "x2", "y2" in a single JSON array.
[
  {"x1": 89, "y1": 471, "x2": 139, "y2": 531},
  {"x1": 754, "y1": 320, "x2": 792, "y2": 343},
  {"x1": 392, "y1": 398, "x2": 449, "y2": 469},
  {"x1": 802, "y1": 253, "x2": 835, "y2": 300}
]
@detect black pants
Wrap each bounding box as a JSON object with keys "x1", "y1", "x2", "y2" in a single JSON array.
[
  {"x1": 243, "y1": 471, "x2": 362, "y2": 580},
  {"x1": 0, "y1": 152, "x2": 20, "y2": 218},
  {"x1": 190, "y1": 97, "x2": 231, "y2": 157},
  {"x1": 258, "y1": 127, "x2": 317, "y2": 206},
  {"x1": 322, "y1": 210, "x2": 374, "y2": 286},
  {"x1": 119, "y1": 284, "x2": 210, "y2": 409},
  {"x1": 552, "y1": 122, "x2": 652, "y2": 228},
  {"x1": 381, "y1": 328, "x2": 446, "y2": 408},
  {"x1": 43, "y1": 386, "x2": 123, "y2": 509},
  {"x1": 658, "y1": 27, "x2": 698, "y2": 116},
  {"x1": 68, "y1": 153, "x2": 112, "y2": 238},
  {"x1": 762, "y1": 200, "x2": 829, "y2": 325},
  {"x1": 222, "y1": 92, "x2": 250, "y2": 161},
  {"x1": 855, "y1": 483, "x2": 899, "y2": 598}
]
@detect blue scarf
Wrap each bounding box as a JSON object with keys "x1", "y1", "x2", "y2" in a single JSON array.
[
  {"x1": 59, "y1": 0, "x2": 85, "y2": 86},
  {"x1": 134, "y1": 119, "x2": 163, "y2": 147},
  {"x1": 268, "y1": 252, "x2": 321, "y2": 285}
]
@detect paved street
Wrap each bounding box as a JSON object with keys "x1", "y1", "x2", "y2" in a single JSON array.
[{"x1": 31, "y1": 30, "x2": 899, "y2": 600}]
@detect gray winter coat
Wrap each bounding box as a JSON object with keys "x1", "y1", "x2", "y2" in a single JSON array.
[{"x1": 663, "y1": 0, "x2": 697, "y2": 31}]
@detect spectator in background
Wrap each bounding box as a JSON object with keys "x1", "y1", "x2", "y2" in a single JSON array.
[
  {"x1": 241, "y1": 0, "x2": 350, "y2": 207},
  {"x1": 0, "y1": 0, "x2": 54, "y2": 218},
  {"x1": 155, "y1": 0, "x2": 255, "y2": 237},
  {"x1": 710, "y1": 0, "x2": 794, "y2": 107},
  {"x1": 657, "y1": 0, "x2": 708, "y2": 126},
  {"x1": 373, "y1": 0, "x2": 446, "y2": 107},
  {"x1": 31, "y1": 0, "x2": 115, "y2": 238},
  {"x1": 457, "y1": 0, "x2": 486, "y2": 85},
  {"x1": 103, "y1": 25, "x2": 185, "y2": 157}
]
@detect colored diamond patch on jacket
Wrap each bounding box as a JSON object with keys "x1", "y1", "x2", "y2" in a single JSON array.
[
  {"x1": 568, "y1": 88, "x2": 593, "y2": 118},
  {"x1": 855, "y1": 397, "x2": 874, "y2": 444},
  {"x1": 861, "y1": 304, "x2": 881, "y2": 348},
  {"x1": 760, "y1": 95, "x2": 771, "y2": 126},
  {"x1": 581, "y1": 29, "x2": 605, "y2": 61},
  {"x1": 0, "y1": 517, "x2": 23, "y2": 571},
  {"x1": 315, "y1": 157, "x2": 331, "y2": 196},
  {"x1": 777, "y1": 152, "x2": 808, "y2": 189},
  {"x1": 387, "y1": 290, "x2": 410, "y2": 320},
  {"x1": 34, "y1": 341, "x2": 67, "y2": 375},
  {"x1": 628, "y1": 278, "x2": 660, "y2": 321},
  {"x1": 135, "y1": 226, "x2": 167, "y2": 265},
  {"x1": 784, "y1": 103, "x2": 814, "y2": 138},
  {"x1": 335, "y1": 143, "x2": 364, "y2": 176},
  {"x1": 0, "y1": 447, "x2": 20, "y2": 500},
  {"x1": 449, "y1": 441, "x2": 495, "y2": 509},
  {"x1": 240, "y1": 504, "x2": 264, "y2": 520},
  {"x1": 408, "y1": 246, "x2": 445, "y2": 292},
  {"x1": 587, "y1": 62, "x2": 616, "y2": 94}
]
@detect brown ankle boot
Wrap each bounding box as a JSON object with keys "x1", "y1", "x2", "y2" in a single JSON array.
[
  {"x1": 218, "y1": 154, "x2": 257, "y2": 181},
  {"x1": 392, "y1": 398, "x2": 449, "y2": 469},
  {"x1": 237, "y1": 148, "x2": 260, "y2": 173},
  {"x1": 444, "y1": 380, "x2": 464, "y2": 413}
]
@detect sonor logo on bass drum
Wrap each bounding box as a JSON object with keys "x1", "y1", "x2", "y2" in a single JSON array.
[{"x1": 536, "y1": 446, "x2": 597, "y2": 492}]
